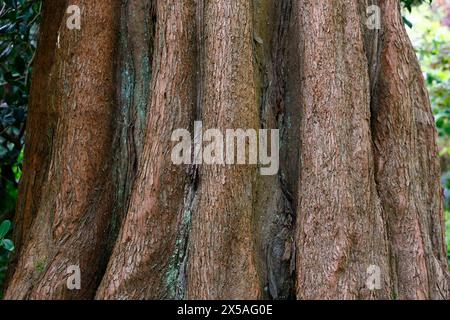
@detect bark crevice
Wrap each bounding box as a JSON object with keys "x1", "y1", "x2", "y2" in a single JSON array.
[{"x1": 253, "y1": 0, "x2": 296, "y2": 300}]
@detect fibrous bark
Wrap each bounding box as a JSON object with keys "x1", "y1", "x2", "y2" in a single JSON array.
[
  {"x1": 4, "y1": 0, "x2": 449, "y2": 300},
  {"x1": 96, "y1": 0, "x2": 197, "y2": 299},
  {"x1": 6, "y1": 0, "x2": 120, "y2": 299},
  {"x1": 372, "y1": 0, "x2": 449, "y2": 299},
  {"x1": 293, "y1": 0, "x2": 391, "y2": 300}
]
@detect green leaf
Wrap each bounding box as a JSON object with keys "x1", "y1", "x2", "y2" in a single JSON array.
[
  {"x1": 1, "y1": 239, "x2": 14, "y2": 252},
  {"x1": 0, "y1": 220, "x2": 11, "y2": 239},
  {"x1": 403, "y1": 16, "x2": 413, "y2": 28}
]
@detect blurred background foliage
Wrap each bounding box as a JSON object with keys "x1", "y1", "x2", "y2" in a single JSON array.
[{"x1": 0, "y1": 0, "x2": 448, "y2": 297}]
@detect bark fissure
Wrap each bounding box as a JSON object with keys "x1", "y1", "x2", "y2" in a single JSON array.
[
  {"x1": 110, "y1": 0, "x2": 157, "y2": 252},
  {"x1": 253, "y1": 0, "x2": 296, "y2": 299},
  {"x1": 166, "y1": 173, "x2": 198, "y2": 299}
]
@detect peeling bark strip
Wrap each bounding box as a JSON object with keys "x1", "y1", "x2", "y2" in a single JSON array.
[
  {"x1": 372, "y1": 0, "x2": 449, "y2": 299},
  {"x1": 5, "y1": 0, "x2": 120, "y2": 299},
  {"x1": 96, "y1": 0, "x2": 198, "y2": 300},
  {"x1": 5, "y1": 0, "x2": 449, "y2": 300}
]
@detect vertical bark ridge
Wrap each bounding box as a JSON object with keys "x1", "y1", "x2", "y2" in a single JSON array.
[
  {"x1": 372, "y1": 0, "x2": 449, "y2": 299},
  {"x1": 5, "y1": 0, "x2": 120, "y2": 299},
  {"x1": 294, "y1": 0, "x2": 392, "y2": 299},
  {"x1": 187, "y1": 0, "x2": 262, "y2": 299},
  {"x1": 96, "y1": 0, "x2": 198, "y2": 299},
  {"x1": 359, "y1": 0, "x2": 400, "y2": 298},
  {"x1": 9, "y1": 0, "x2": 68, "y2": 275}
]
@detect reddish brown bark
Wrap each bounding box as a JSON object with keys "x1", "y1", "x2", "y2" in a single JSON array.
[
  {"x1": 186, "y1": 0, "x2": 261, "y2": 299},
  {"x1": 372, "y1": 0, "x2": 449, "y2": 299},
  {"x1": 293, "y1": 0, "x2": 391, "y2": 300},
  {"x1": 5, "y1": 0, "x2": 120, "y2": 299},
  {"x1": 4, "y1": 0, "x2": 449, "y2": 300},
  {"x1": 11, "y1": 0, "x2": 68, "y2": 262}
]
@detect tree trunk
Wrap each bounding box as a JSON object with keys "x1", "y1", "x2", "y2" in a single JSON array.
[
  {"x1": 371, "y1": 0, "x2": 449, "y2": 299},
  {"x1": 4, "y1": 0, "x2": 449, "y2": 300},
  {"x1": 293, "y1": 0, "x2": 392, "y2": 300}
]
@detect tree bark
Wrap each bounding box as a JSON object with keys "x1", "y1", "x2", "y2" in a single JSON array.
[
  {"x1": 4, "y1": 0, "x2": 449, "y2": 300},
  {"x1": 185, "y1": 0, "x2": 262, "y2": 300},
  {"x1": 96, "y1": 0, "x2": 197, "y2": 299},
  {"x1": 293, "y1": 0, "x2": 391, "y2": 300},
  {"x1": 5, "y1": 0, "x2": 120, "y2": 299},
  {"x1": 371, "y1": 0, "x2": 449, "y2": 299}
]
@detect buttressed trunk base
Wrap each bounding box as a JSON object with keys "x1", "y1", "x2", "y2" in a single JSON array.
[{"x1": 4, "y1": 0, "x2": 449, "y2": 300}]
